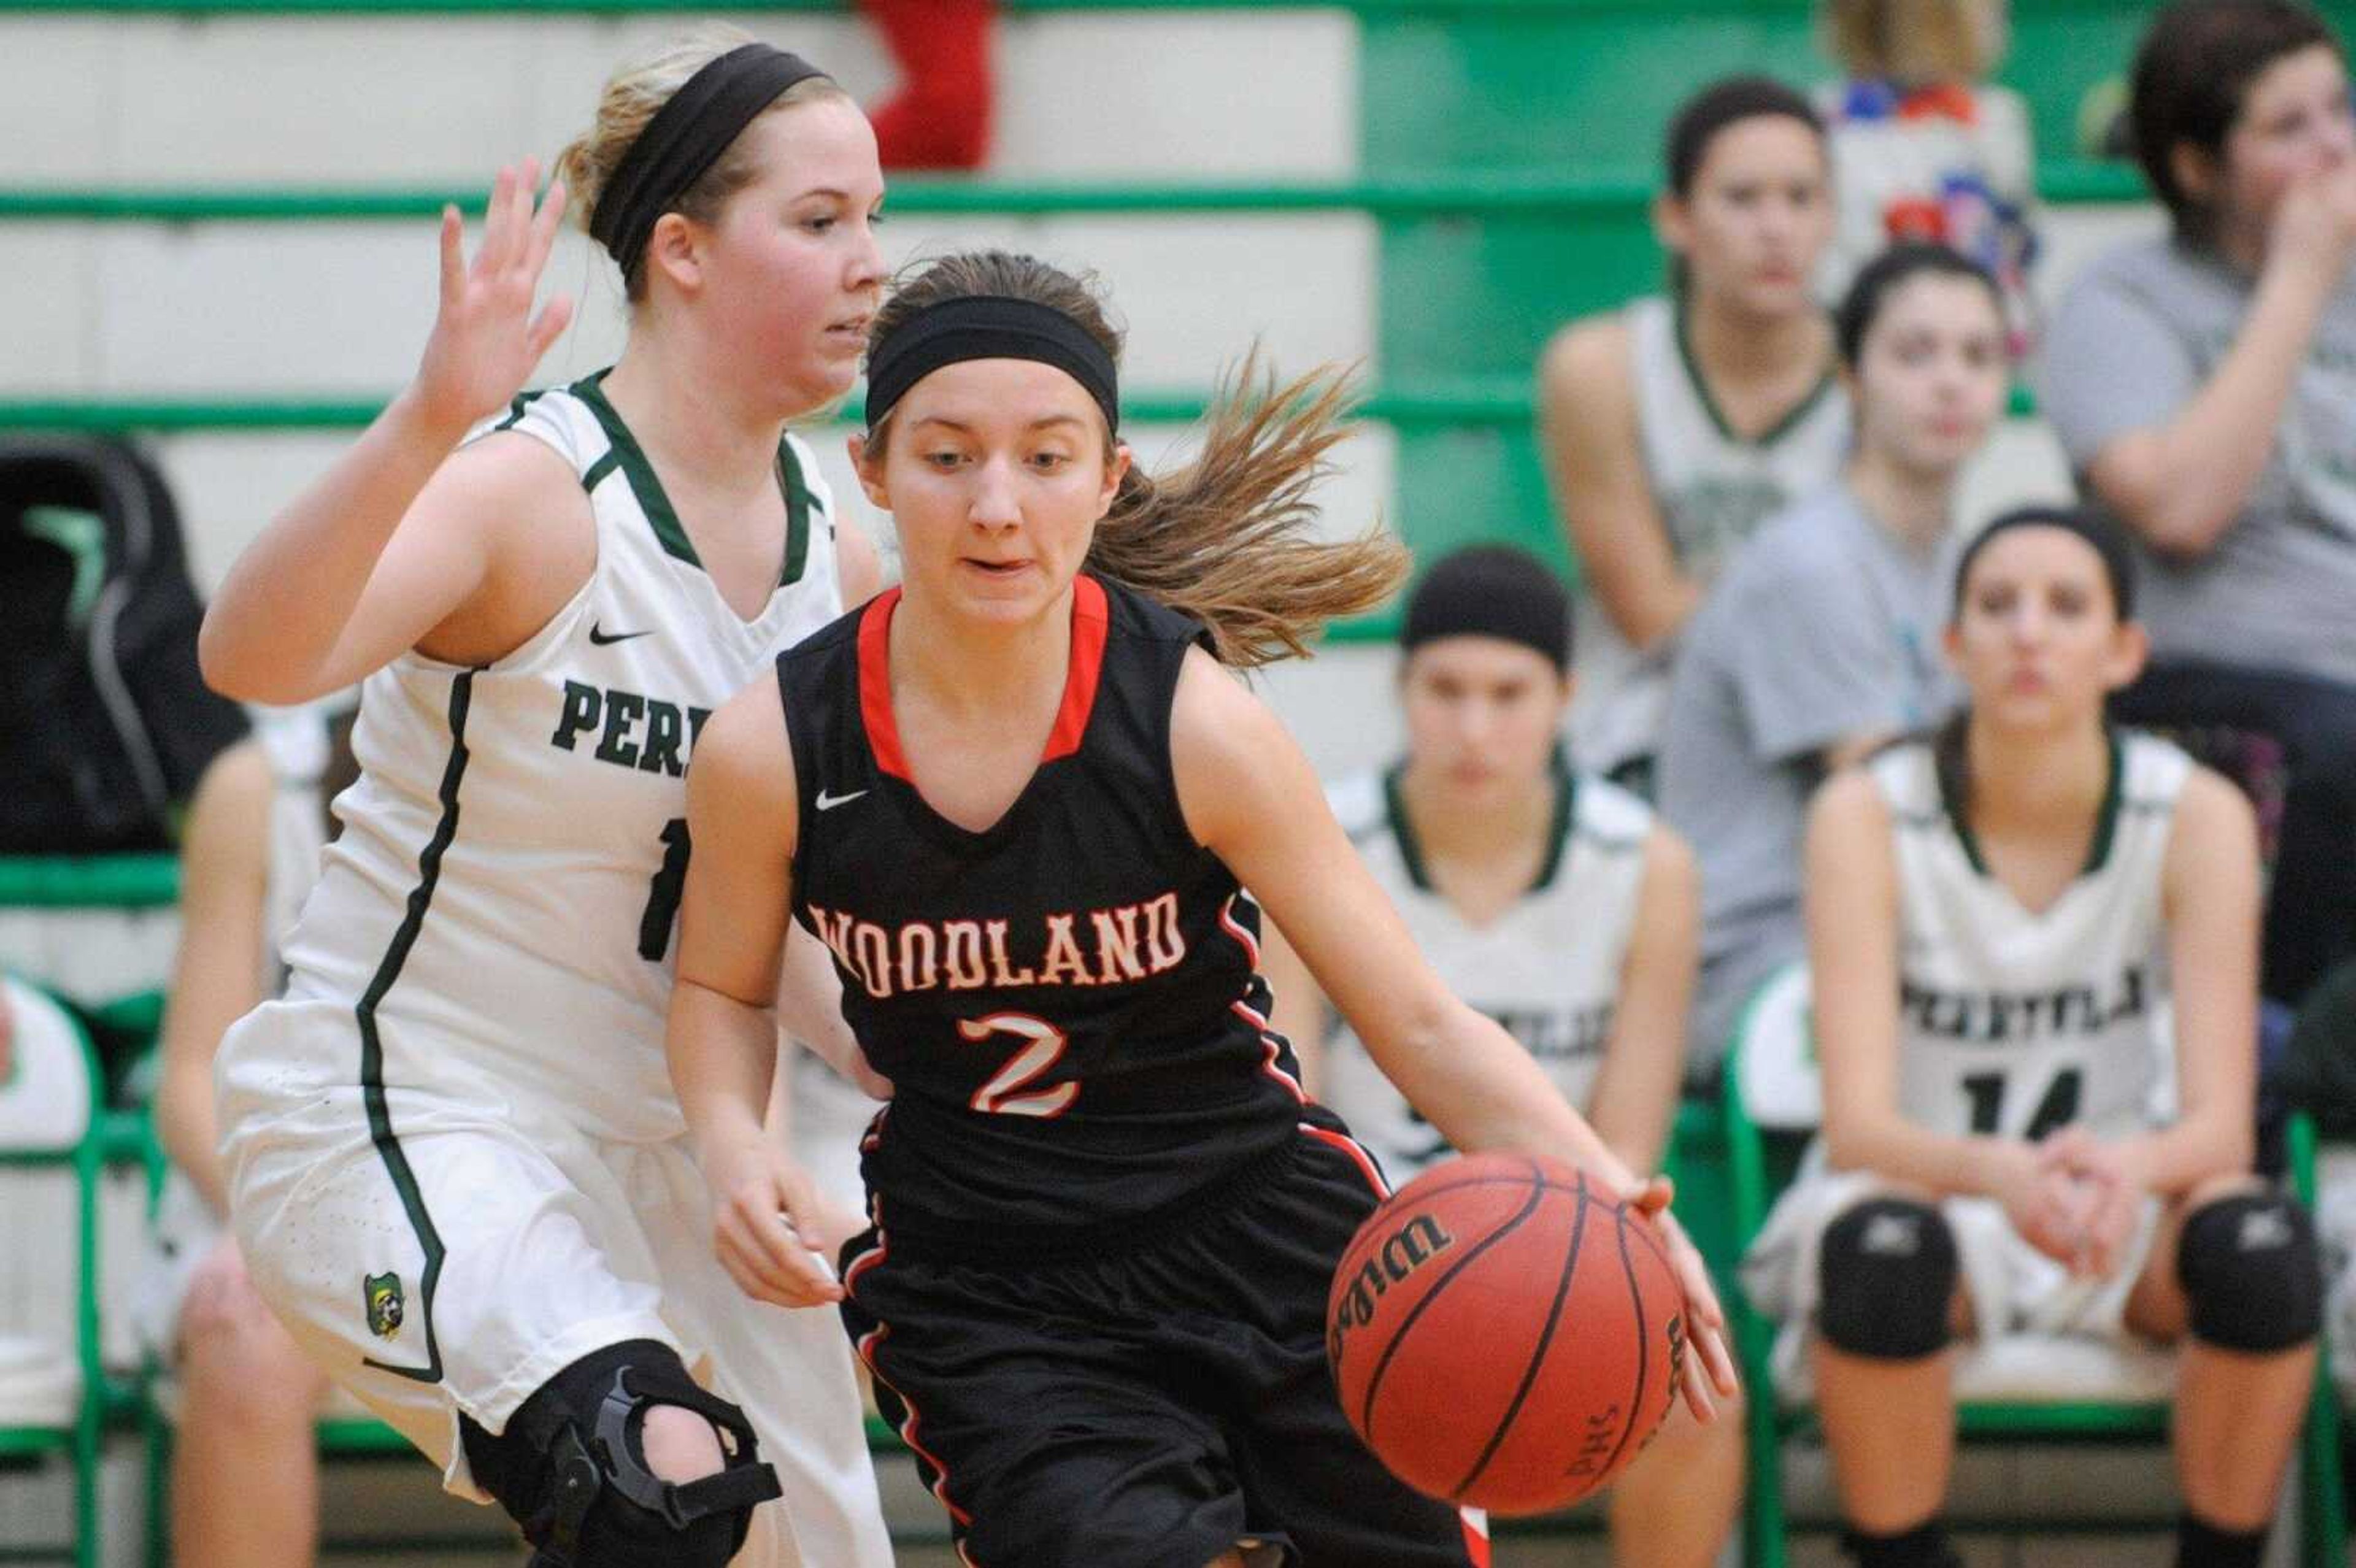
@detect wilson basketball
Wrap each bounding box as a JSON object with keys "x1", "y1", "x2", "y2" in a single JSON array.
[{"x1": 1325, "y1": 1152, "x2": 1686, "y2": 1515}]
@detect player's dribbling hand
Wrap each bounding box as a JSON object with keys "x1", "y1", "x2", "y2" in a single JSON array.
[
  {"x1": 1625, "y1": 1175, "x2": 1741, "y2": 1422},
  {"x1": 703, "y1": 1133, "x2": 846, "y2": 1309},
  {"x1": 410, "y1": 159, "x2": 576, "y2": 434}
]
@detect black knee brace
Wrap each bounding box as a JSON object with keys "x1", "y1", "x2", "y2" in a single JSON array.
[
  {"x1": 2178, "y1": 1192, "x2": 2321, "y2": 1353},
  {"x1": 1818, "y1": 1198, "x2": 1957, "y2": 1361},
  {"x1": 460, "y1": 1340, "x2": 782, "y2": 1568}
]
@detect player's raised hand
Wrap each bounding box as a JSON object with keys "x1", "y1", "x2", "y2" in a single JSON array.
[
  {"x1": 1626, "y1": 1177, "x2": 1741, "y2": 1420},
  {"x1": 412, "y1": 159, "x2": 575, "y2": 432},
  {"x1": 703, "y1": 1132, "x2": 847, "y2": 1309}
]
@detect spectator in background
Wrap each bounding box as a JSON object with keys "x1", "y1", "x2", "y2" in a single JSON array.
[
  {"x1": 1541, "y1": 76, "x2": 1849, "y2": 793},
  {"x1": 1817, "y1": 0, "x2": 2040, "y2": 355},
  {"x1": 135, "y1": 709, "x2": 355, "y2": 1567},
  {"x1": 1263, "y1": 545, "x2": 1736, "y2": 1568},
  {"x1": 2041, "y1": 0, "x2": 2356, "y2": 1010},
  {"x1": 1661, "y1": 244, "x2": 2010, "y2": 1082},
  {"x1": 863, "y1": 0, "x2": 993, "y2": 168}
]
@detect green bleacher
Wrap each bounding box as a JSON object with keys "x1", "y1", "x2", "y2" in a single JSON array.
[{"x1": 12, "y1": 0, "x2": 2344, "y2": 614}]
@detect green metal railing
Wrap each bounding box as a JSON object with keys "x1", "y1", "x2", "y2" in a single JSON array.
[{"x1": 0, "y1": 163, "x2": 2147, "y2": 221}]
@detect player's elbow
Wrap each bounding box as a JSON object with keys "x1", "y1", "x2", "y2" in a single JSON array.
[
  {"x1": 198, "y1": 608, "x2": 302, "y2": 705},
  {"x1": 2087, "y1": 445, "x2": 2231, "y2": 561}
]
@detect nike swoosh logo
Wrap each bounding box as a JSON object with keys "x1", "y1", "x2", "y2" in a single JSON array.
[
  {"x1": 588, "y1": 622, "x2": 652, "y2": 646},
  {"x1": 815, "y1": 788, "x2": 869, "y2": 812}
]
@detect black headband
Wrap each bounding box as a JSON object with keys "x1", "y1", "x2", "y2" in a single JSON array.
[
  {"x1": 1401, "y1": 545, "x2": 1573, "y2": 670},
  {"x1": 589, "y1": 44, "x2": 828, "y2": 282},
  {"x1": 1952, "y1": 504, "x2": 2138, "y2": 621},
  {"x1": 864, "y1": 296, "x2": 1120, "y2": 436}
]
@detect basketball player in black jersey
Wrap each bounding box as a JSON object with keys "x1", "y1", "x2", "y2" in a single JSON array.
[{"x1": 668, "y1": 250, "x2": 1739, "y2": 1567}]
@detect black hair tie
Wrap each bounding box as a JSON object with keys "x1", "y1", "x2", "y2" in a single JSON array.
[{"x1": 588, "y1": 44, "x2": 828, "y2": 283}]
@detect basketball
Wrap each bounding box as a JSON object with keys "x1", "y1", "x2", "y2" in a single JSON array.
[{"x1": 1324, "y1": 1151, "x2": 1687, "y2": 1515}]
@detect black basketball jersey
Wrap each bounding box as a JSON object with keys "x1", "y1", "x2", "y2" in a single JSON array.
[{"x1": 777, "y1": 573, "x2": 1311, "y2": 1245}]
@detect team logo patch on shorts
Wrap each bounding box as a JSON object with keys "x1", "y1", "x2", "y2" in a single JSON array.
[{"x1": 364, "y1": 1272, "x2": 406, "y2": 1340}]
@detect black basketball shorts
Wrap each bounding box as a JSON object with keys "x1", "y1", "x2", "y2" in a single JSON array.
[{"x1": 836, "y1": 1118, "x2": 1491, "y2": 1567}]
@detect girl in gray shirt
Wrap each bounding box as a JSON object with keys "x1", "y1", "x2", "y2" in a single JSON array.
[
  {"x1": 2042, "y1": 0, "x2": 2356, "y2": 1006},
  {"x1": 1661, "y1": 244, "x2": 2010, "y2": 1080}
]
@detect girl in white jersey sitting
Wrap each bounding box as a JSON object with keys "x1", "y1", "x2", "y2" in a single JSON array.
[
  {"x1": 196, "y1": 29, "x2": 894, "y2": 1568},
  {"x1": 138, "y1": 709, "x2": 353, "y2": 1567},
  {"x1": 1540, "y1": 75, "x2": 1850, "y2": 789},
  {"x1": 1263, "y1": 544, "x2": 1736, "y2": 1568},
  {"x1": 1749, "y1": 505, "x2": 2321, "y2": 1568}
]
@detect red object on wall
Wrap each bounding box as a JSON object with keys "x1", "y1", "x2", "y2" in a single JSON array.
[{"x1": 863, "y1": 0, "x2": 995, "y2": 170}]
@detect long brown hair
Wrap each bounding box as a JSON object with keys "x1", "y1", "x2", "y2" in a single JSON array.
[{"x1": 863, "y1": 250, "x2": 1407, "y2": 668}]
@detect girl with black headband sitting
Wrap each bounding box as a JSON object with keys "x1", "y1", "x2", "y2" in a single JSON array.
[
  {"x1": 197, "y1": 27, "x2": 893, "y2": 1567},
  {"x1": 1260, "y1": 545, "x2": 1740, "y2": 1568},
  {"x1": 1747, "y1": 506, "x2": 2319, "y2": 1568},
  {"x1": 666, "y1": 250, "x2": 1739, "y2": 1568}
]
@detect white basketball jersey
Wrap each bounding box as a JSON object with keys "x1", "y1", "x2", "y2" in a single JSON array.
[
  {"x1": 1569, "y1": 296, "x2": 1851, "y2": 773},
  {"x1": 278, "y1": 377, "x2": 843, "y2": 1142},
  {"x1": 1319, "y1": 764, "x2": 1652, "y2": 1180},
  {"x1": 1870, "y1": 732, "x2": 2188, "y2": 1143}
]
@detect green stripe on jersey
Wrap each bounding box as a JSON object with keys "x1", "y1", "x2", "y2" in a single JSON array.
[
  {"x1": 778, "y1": 436, "x2": 814, "y2": 586},
  {"x1": 572, "y1": 373, "x2": 698, "y2": 568},
  {"x1": 355, "y1": 670, "x2": 473, "y2": 1385}
]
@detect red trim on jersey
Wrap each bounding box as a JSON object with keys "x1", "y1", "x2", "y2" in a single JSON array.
[
  {"x1": 857, "y1": 587, "x2": 912, "y2": 780},
  {"x1": 1215, "y1": 893, "x2": 1262, "y2": 966},
  {"x1": 1256, "y1": 1029, "x2": 1309, "y2": 1103},
  {"x1": 1300, "y1": 1121, "x2": 1391, "y2": 1197},
  {"x1": 855, "y1": 575, "x2": 1109, "y2": 782},
  {"x1": 1042, "y1": 574, "x2": 1110, "y2": 762},
  {"x1": 1461, "y1": 1507, "x2": 1492, "y2": 1566},
  {"x1": 1217, "y1": 895, "x2": 1306, "y2": 1101},
  {"x1": 857, "y1": 1321, "x2": 974, "y2": 1527}
]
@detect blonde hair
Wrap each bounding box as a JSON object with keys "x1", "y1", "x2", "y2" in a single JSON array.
[
  {"x1": 554, "y1": 24, "x2": 852, "y2": 299},
  {"x1": 864, "y1": 251, "x2": 1407, "y2": 669},
  {"x1": 1823, "y1": 0, "x2": 2006, "y2": 82}
]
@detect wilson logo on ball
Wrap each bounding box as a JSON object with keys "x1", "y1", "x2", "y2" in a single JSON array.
[{"x1": 1328, "y1": 1216, "x2": 1456, "y2": 1345}]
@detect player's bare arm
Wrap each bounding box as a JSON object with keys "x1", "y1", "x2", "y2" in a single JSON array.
[
  {"x1": 1583, "y1": 824, "x2": 1698, "y2": 1178},
  {"x1": 1539, "y1": 316, "x2": 1696, "y2": 650},
  {"x1": 201, "y1": 163, "x2": 580, "y2": 704},
  {"x1": 153, "y1": 741, "x2": 273, "y2": 1217},
  {"x1": 671, "y1": 682, "x2": 842, "y2": 1309}
]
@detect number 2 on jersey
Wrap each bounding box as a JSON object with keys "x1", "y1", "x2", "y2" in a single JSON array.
[
  {"x1": 1961, "y1": 1067, "x2": 2082, "y2": 1142},
  {"x1": 959, "y1": 1013, "x2": 1077, "y2": 1118}
]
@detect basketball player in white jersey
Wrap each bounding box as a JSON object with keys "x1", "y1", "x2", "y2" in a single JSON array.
[
  {"x1": 1746, "y1": 507, "x2": 2320, "y2": 1568},
  {"x1": 1540, "y1": 75, "x2": 1850, "y2": 788},
  {"x1": 1263, "y1": 545, "x2": 1735, "y2": 1568},
  {"x1": 195, "y1": 30, "x2": 894, "y2": 1568}
]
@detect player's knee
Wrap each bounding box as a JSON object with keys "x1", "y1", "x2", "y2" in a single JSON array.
[
  {"x1": 1817, "y1": 1198, "x2": 1956, "y2": 1361},
  {"x1": 460, "y1": 1340, "x2": 780, "y2": 1568},
  {"x1": 2177, "y1": 1191, "x2": 2320, "y2": 1353},
  {"x1": 178, "y1": 1301, "x2": 319, "y2": 1430}
]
